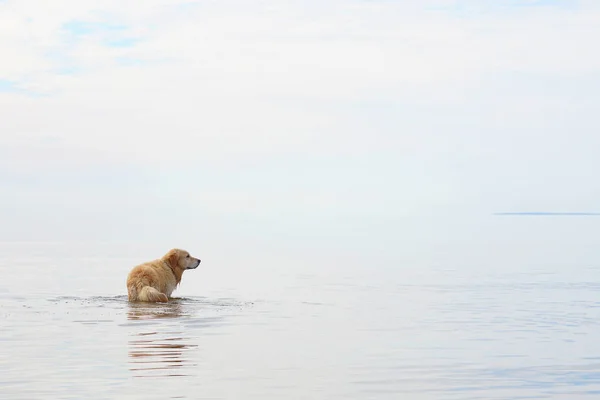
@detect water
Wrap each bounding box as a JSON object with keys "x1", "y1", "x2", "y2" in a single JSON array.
[{"x1": 2, "y1": 221, "x2": 600, "y2": 399}]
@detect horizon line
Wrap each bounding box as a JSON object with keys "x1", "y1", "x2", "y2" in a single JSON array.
[{"x1": 494, "y1": 212, "x2": 600, "y2": 216}]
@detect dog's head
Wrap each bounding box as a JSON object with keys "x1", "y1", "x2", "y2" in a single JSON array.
[{"x1": 163, "y1": 248, "x2": 201, "y2": 271}]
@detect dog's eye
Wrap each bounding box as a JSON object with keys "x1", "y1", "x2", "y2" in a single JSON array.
[{"x1": 186, "y1": 254, "x2": 190, "y2": 258}]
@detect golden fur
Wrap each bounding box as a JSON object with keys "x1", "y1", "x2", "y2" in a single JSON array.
[{"x1": 127, "y1": 248, "x2": 201, "y2": 302}]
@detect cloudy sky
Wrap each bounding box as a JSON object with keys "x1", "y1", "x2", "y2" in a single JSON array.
[{"x1": 1, "y1": 0, "x2": 599, "y2": 247}]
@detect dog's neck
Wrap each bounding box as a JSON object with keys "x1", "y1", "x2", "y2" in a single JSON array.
[{"x1": 164, "y1": 260, "x2": 184, "y2": 285}]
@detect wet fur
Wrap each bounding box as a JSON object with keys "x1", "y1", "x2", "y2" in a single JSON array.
[{"x1": 127, "y1": 248, "x2": 201, "y2": 302}]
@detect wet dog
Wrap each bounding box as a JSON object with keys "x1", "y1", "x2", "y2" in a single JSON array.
[{"x1": 127, "y1": 248, "x2": 201, "y2": 302}]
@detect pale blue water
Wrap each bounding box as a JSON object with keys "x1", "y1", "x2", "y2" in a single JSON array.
[{"x1": 2, "y1": 218, "x2": 600, "y2": 399}]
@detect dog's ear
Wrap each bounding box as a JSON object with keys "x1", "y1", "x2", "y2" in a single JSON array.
[{"x1": 165, "y1": 249, "x2": 180, "y2": 268}]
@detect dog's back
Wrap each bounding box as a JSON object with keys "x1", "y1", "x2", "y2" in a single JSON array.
[{"x1": 127, "y1": 261, "x2": 171, "y2": 303}]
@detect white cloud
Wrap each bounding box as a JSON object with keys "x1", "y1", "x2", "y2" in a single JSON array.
[{"x1": 1, "y1": 0, "x2": 600, "y2": 240}]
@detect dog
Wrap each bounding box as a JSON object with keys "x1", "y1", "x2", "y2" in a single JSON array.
[{"x1": 127, "y1": 248, "x2": 201, "y2": 302}]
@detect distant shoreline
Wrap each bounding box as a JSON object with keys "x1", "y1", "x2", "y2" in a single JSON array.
[{"x1": 494, "y1": 212, "x2": 600, "y2": 216}]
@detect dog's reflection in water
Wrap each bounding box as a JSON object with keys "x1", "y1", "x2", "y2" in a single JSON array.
[{"x1": 127, "y1": 301, "x2": 197, "y2": 378}]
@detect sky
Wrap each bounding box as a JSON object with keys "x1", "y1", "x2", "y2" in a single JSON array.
[{"x1": 1, "y1": 0, "x2": 600, "y2": 248}]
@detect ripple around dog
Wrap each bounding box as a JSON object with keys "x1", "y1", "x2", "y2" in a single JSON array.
[
  {"x1": 43, "y1": 295, "x2": 255, "y2": 325},
  {"x1": 47, "y1": 295, "x2": 254, "y2": 308}
]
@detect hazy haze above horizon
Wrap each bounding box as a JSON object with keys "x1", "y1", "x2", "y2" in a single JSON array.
[{"x1": 2, "y1": 0, "x2": 600, "y2": 245}]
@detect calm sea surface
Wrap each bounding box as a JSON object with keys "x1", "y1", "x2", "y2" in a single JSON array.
[{"x1": 2, "y1": 219, "x2": 600, "y2": 399}]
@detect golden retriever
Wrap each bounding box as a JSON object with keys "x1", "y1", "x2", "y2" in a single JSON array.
[{"x1": 127, "y1": 248, "x2": 201, "y2": 302}]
